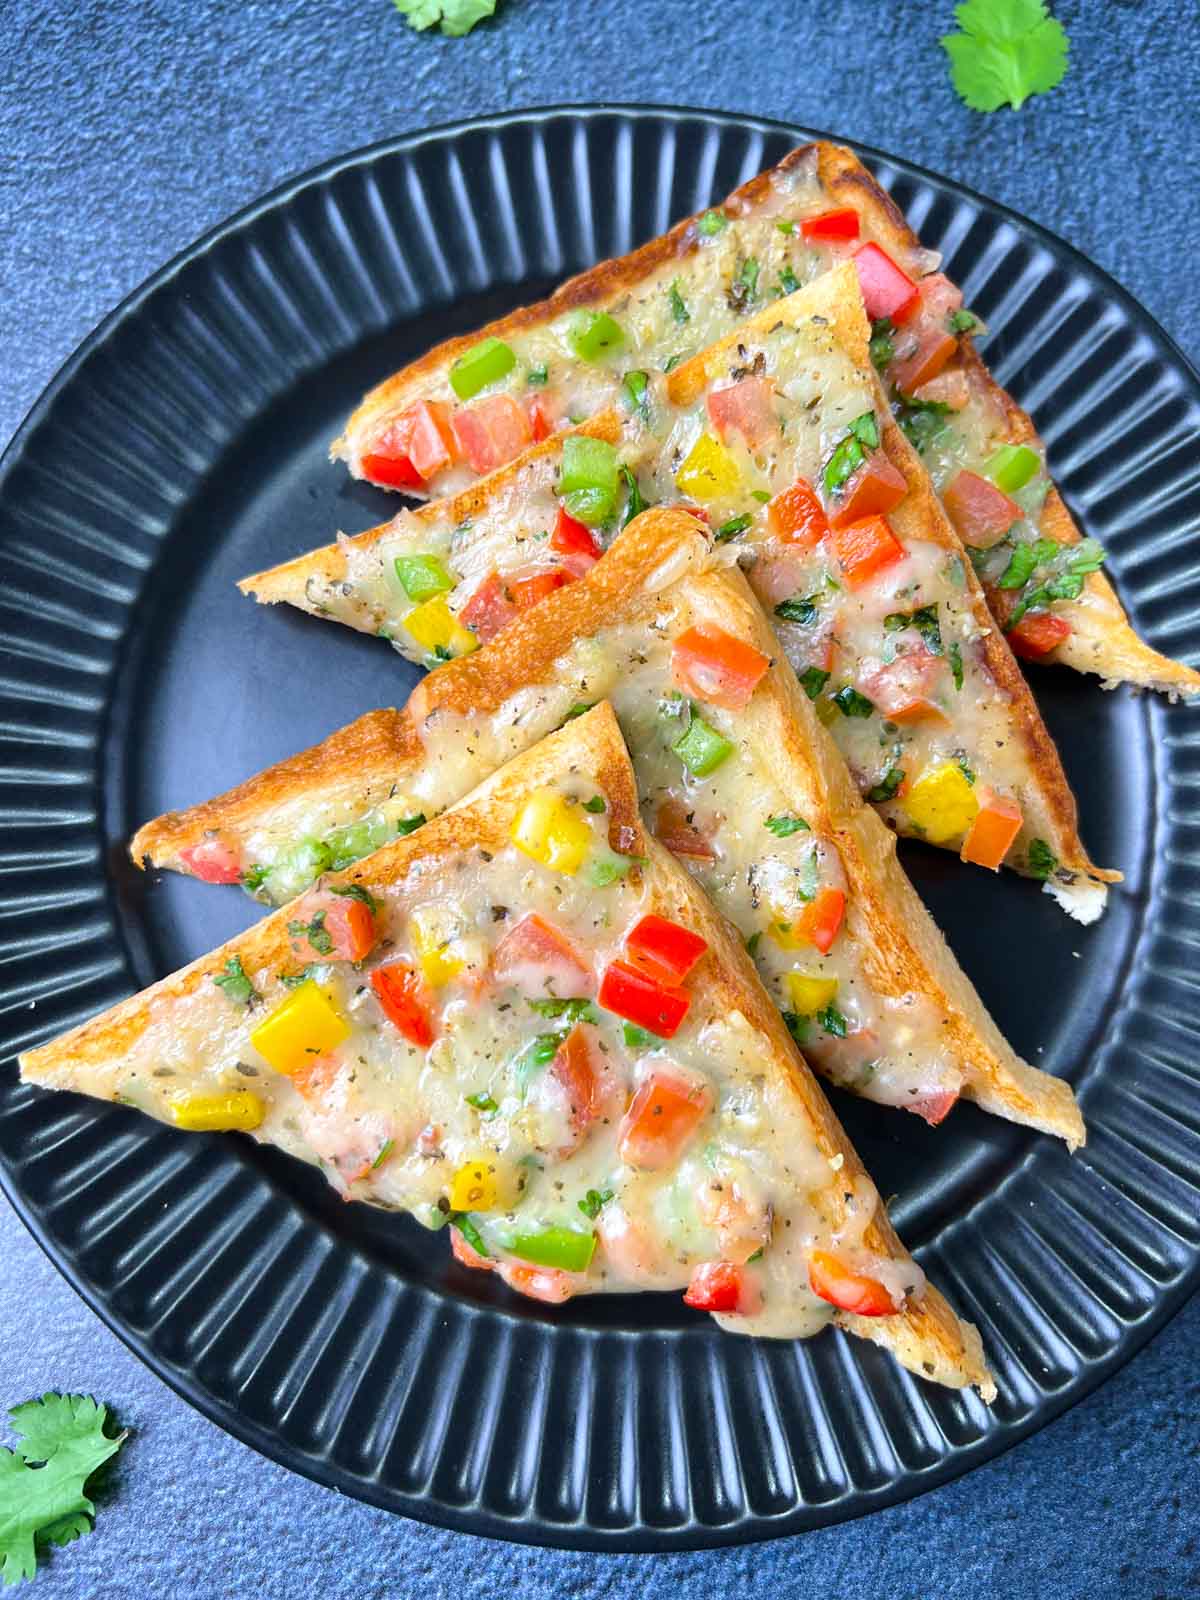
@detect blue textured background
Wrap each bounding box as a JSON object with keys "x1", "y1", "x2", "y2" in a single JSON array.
[{"x1": 3, "y1": 2, "x2": 1199, "y2": 1595}]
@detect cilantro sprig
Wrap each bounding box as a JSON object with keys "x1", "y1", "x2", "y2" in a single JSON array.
[
  {"x1": 0, "y1": 1394, "x2": 126, "y2": 1586},
  {"x1": 941, "y1": 0, "x2": 1069, "y2": 114},
  {"x1": 393, "y1": 0, "x2": 497, "y2": 36}
]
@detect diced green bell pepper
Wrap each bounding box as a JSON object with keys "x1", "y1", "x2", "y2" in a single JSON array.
[
  {"x1": 673, "y1": 710, "x2": 733, "y2": 776},
  {"x1": 985, "y1": 444, "x2": 1041, "y2": 494},
  {"x1": 324, "y1": 815, "x2": 390, "y2": 872},
  {"x1": 394, "y1": 554, "x2": 454, "y2": 603},
  {"x1": 266, "y1": 837, "x2": 333, "y2": 901},
  {"x1": 567, "y1": 310, "x2": 624, "y2": 362},
  {"x1": 449, "y1": 336, "x2": 516, "y2": 400},
  {"x1": 559, "y1": 435, "x2": 619, "y2": 526},
  {"x1": 510, "y1": 1225, "x2": 596, "y2": 1273}
]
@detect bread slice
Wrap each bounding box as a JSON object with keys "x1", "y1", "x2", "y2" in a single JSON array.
[
  {"x1": 25, "y1": 702, "x2": 994, "y2": 1397},
  {"x1": 242, "y1": 266, "x2": 1116, "y2": 917},
  {"x1": 139, "y1": 508, "x2": 1083, "y2": 1145},
  {"x1": 330, "y1": 141, "x2": 1196, "y2": 699}
]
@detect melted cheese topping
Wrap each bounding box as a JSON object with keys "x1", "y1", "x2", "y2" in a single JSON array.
[{"x1": 99, "y1": 789, "x2": 926, "y2": 1335}]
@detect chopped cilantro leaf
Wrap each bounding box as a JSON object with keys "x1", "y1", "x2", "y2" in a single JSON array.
[
  {"x1": 578, "y1": 1188, "x2": 614, "y2": 1220},
  {"x1": 288, "y1": 911, "x2": 334, "y2": 956},
  {"x1": 941, "y1": 0, "x2": 1069, "y2": 114},
  {"x1": 782, "y1": 1011, "x2": 808, "y2": 1046},
  {"x1": 212, "y1": 955, "x2": 256, "y2": 1007},
  {"x1": 526, "y1": 363, "x2": 548, "y2": 386},
  {"x1": 765, "y1": 814, "x2": 810, "y2": 837},
  {"x1": 466, "y1": 1091, "x2": 499, "y2": 1114},
  {"x1": 240, "y1": 863, "x2": 270, "y2": 893},
  {"x1": 775, "y1": 593, "x2": 820, "y2": 625},
  {"x1": 818, "y1": 1003, "x2": 848, "y2": 1038},
  {"x1": 1027, "y1": 838, "x2": 1058, "y2": 880},
  {"x1": 698, "y1": 210, "x2": 728, "y2": 237},
  {"x1": 622, "y1": 369, "x2": 650, "y2": 420},
  {"x1": 866, "y1": 766, "x2": 905, "y2": 803},
  {"x1": 869, "y1": 317, "x2": 895, "y2": 370},
  {"x1": 393, "y1": 0, "x2": 497, "y2": 36},
  {"x1": 331, "y1": 882, "x2": 380, "y2": 913},
  {"x1": 778, "y1": 266, "x2": 801, "y2": 297},
  {"x1": 563, "y1": 702, "x2": 594, "y2": 722},
  {"x1": 620, "y1": 464, "x2": 648, "y2": 529},
  {"x1": 583, "y1": 795, "x2": 606, "y2": 813},
  {"x1": 397, "y1": 813, "x2": 427, "y2": 835},
  {"x1": 949, "y1": 308, "x2": 978, "y2": 334},
  {"x1": 884, "y1": 603, "x2": 943, "y2": 655},
  {"x1": 528, "y1": 998, "x2": 598, "y2": 1024},
  {"x1": 622, "y1": 1022, "x2": 657, "y2": 1049},
  {"x1": 949, "y1": 641, "x2": 964, "y2": 690},
  {"x1": 832, "y1": 685, "x2": 875, "y2": 718},
  {"x1": 799, "y1": 666, "x2": 831, "y2": 700},
  {"x1": 668, "y1": 279, "x2": 690, "y2": 325}
]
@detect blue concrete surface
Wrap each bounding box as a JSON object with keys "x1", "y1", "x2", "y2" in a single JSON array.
[{"x1": 3, "y1": 0, "x2": 1199, "y2": 1594}]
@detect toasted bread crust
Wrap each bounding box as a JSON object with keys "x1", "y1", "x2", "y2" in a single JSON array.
[
  {"x1": 667, "y1": 266, "x2": 1118, "y2": 905},
  {"x1": 24, "y1": 701, "x2": 993, "y2": 1397},
  {"x1": 135, "y1": 507, "x2": 1082, "y2": 1147}
]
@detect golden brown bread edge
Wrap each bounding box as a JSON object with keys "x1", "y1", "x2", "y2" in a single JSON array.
[
  {"x1": 27, "y1": 701, "x2": 995, "y2": 1398},
  {"x1": 667, "y1": 265, "x2": 1119, "y2": 908},
  {"x1": 335, "y1": 138, "x2": 1198, "y2": 698},
  {"x1": 135, "y1": 507, "x2": 1084, "y2": 1147}
]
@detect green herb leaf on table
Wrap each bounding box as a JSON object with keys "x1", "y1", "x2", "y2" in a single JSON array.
[
  {"x1": 0, "y1": 1394, "x2": 126, "y2": 1586},
  {"x1": 941, "y1": 0, "x2": 1069, "y2": 114},
  {"x1": 393, "y1": 0, "x2": 498, "y2": 36}
]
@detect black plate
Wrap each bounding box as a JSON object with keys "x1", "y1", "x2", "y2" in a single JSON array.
[{"x1": 2, "y1": 106, "x2": 1200, "y2": 1551}]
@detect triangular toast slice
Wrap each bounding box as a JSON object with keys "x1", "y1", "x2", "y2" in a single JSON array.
[
  {"x1": 140, "y1": 508, "x2": 1083, "y2": 1144},
  {"x1": 24, "y1": 703, "x2": 994, "y2": 1397},
  {"x1": 243, "y1": 270, "x2": 1116, "y2": 917},
  {"x1": 330, "y1": 140, "x2": 1197, "y2": 699}
]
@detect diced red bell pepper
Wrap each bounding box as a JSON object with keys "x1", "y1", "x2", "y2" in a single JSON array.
[
  {"x1": 450, "y1": 394, "x2": 533, "y2": 475},
  {"x1": 829, "y1": 451, "x2": 907, "y2": 529},
  {"x1": 493, "y1": 913, "x2": 593, "y2": 998},
  {"x1": 403, "y1": 400, "x2": 457, "y2": 480},
  {"x1": 508, "y1": 569, "x2": 570, "y2": 609},
  {"x1": 858, "y1": 652, "x2": 948, "y2": 724},
  {"x1": 670, "y1": 623, "x2": 770, "y2": 711},
  {"x1": 960, "y1": 787, "x2": 1023, "y2": 871},
  {"x1": 451, "y1": 1226, "x2": 494, "y2": 1272},
  {"x1": 618, "y1": 1070, "x2": 713, "y2": 1170},
  {"x1": 550, "y1": 1025, "x2": 602, "y2": 1138},
  {"x1": 624, "y1": 913, "x2": 708, "y2": 987},
  {"x1": 808, "y1": 1248, "x2": 896, "y2": 1316},
  {"x1": 599, "y1": 960, "x2": 690, "y2": 1039},
  {"x1": 906, "y1": 1088, "x2": 961, "y2": 1127},
  {"x1": 853, "y1": 242, "x2": 920, "y2": 324},
  {"x1": 912, "y1": 369, "x2": 970, "y2": 411},
  {"x1": 179, "y1": 836, "x2": 242, "y2": 885},
  {"x1": 800, "y1": 208, "x2": 860, "y2": 241},
  {"x1": 551, "y1": 504, "x2": 602, "y2": 572},
  {"x1": 706, "y1": 376, "x2": 777, "y2": 450},
  {"x1": 460, "y1": 571, "x2": 518, "y2": 643},
  {"x1": 654, "y1": 798, "x2": 716, "y2": 863},
  {"x1": 498, "y1": 1262, "x2": 579, "y2": 1303},
  {"x1": 526, "y1": 394, "x2": 556, "y2": 442},
  {"x1": 371, "y1": 960, "x2": 435, "y2": 1047},
  {"x1": 767, "y1": 476, "x2": 830, "y2": 549},
  {"x1": 311, "y1": 893, "x2": 376, "y2": 962},
  {"x1": 683, "y1": 1261, "x2": 760, "y2": 1315},
  {"x1": 1008, "y1": 612, "x2": 1072, "y2": 661},
  {"x1": 942, "y1": 470, "x2": 1020, "y2": 549},
  {"x1": 792, "y1": 887, "x2": 846, "y2": 954},
  {"x1": 890, "y1": 327, "x2": 957, "y2": 396},
  {"x1": 830, "y1": 516, "x2": 906, "y2": 588},
  {"x1": 360, "y1": 450, "x2": 423, "y2": 490}
]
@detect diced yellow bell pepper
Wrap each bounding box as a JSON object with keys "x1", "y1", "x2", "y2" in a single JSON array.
[
  {"x1": 168, "y1": 1090, "x2": 264, "y2": 1132},
  {"x1": 510, "y1": 789, "x2": 592, "y2": 875},
  {"x1": 410, "y1": 905, "x2": 464, "y2": 987},
  {"x1": 449, "y1": 1156, "x2": 518, "y2": 1213},
  {"x1": 402, "y1": 597, "x2": 478, "y2": 661},
  {"x1": 903, "y1": 763, "x2": 980, "y2": 845},
  {"x1": 250, "y1": 980, "x2": 351, "y2": 1076},
  {"x1": 675, "y1": 433, "x2": 741, "y2": 501},
  {"x1": 786, "y1": 973, "x2": 840, "y2": 1016}
]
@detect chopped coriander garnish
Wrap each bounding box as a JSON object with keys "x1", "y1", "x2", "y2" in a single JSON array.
[
  {"x1": 620, "y1": 463, "x2": 648, "y2": 528},
  {"x1": 750, "y1": 488, "x2": 771, "y2": 503},
  {"x1": 775, "y1": 593, "x2": 819, "y2": 625},
  {"x1": 867, "y1": 766, "x2": 905, "y2": 803},
  {"x1": 212, "y1": 955, "x2": 256, "y2": 1007},
  {"x1": 526, "y1": 363, "x2": 549, "y2": 386},
  {"x1": 949, "y1": 308, "x2": 978, "y2": 335},
  {"x1": 241, "y1": 863, "x2": 270, "y2": 893},
  {"x1": 949, "y1": 641, "x2": 964, "y2": 690},
  {"x1": 563, "y1": 701, "x2": 594, "y2": 722},
  {"x1": 715, "y1": 512, "x2": 753, "y2": 543},
  {"x1": 529, "y1": 997, "x2": 599, "y2": 1023},
  {"x1": 775, "y1": 219, "x2": 795, "y2": 235},
  {"x1": 765, "y1": 813, "x2": 810, "y2": 837},
  {"x1": 1027, "y1": 839, "x2": 1057, "y2": 880},
  {"x1": 288, "y1": 911, "x2": 334, "y2": 955},
  {"x1": 668, "y1": 279, "x2": 690, "y2": 324},
  {"x1": 818, "y1": 1003, "x2": 848, "y2": 1038},
  {"x1": 466, "y1": 1091, "x2": 499, "y2": 1114},
  {"x1": 578, "y1": 1188, "x2": 614, "y2": 1220},
  {"x1": 798, "y1": 666, "x2": 831, "y2": 700},
  {"x1": 884, "y1": 603, "x2": 943, "y2": 656},
  {"x1": 783, "y1": 1011, "x2": 808, "y2": 1045},
  {"x1": 331, "y1": 882, "x2": 380, "y2": 913},
  {"x1": 778, "y1": 265, "x2": 800, "y2": 296},
  {"x1": 622, "y1": 368, "x2": 650, "y2": 419},
  {"x1": 869, "y1": 317, "x2": 895, "y2": 370},
  {"x1": 823, "y1": 412, "x2": 879, "y2": 494},
  {"x1": 622, "y1": 1022, "x2": 656, "y2": 1049},
  {"x1": 832, "y1": 685, "x2": 875, "y2": 718},
  {"x1": 583, "y1": 794, "x2": 606, "y2": 813},
  {"x1": 397, "y1": 813, "x2": 427, "y2": 835},
  {"x1": 698, "y1": 209, "x2": 728, "y2": 237}
]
